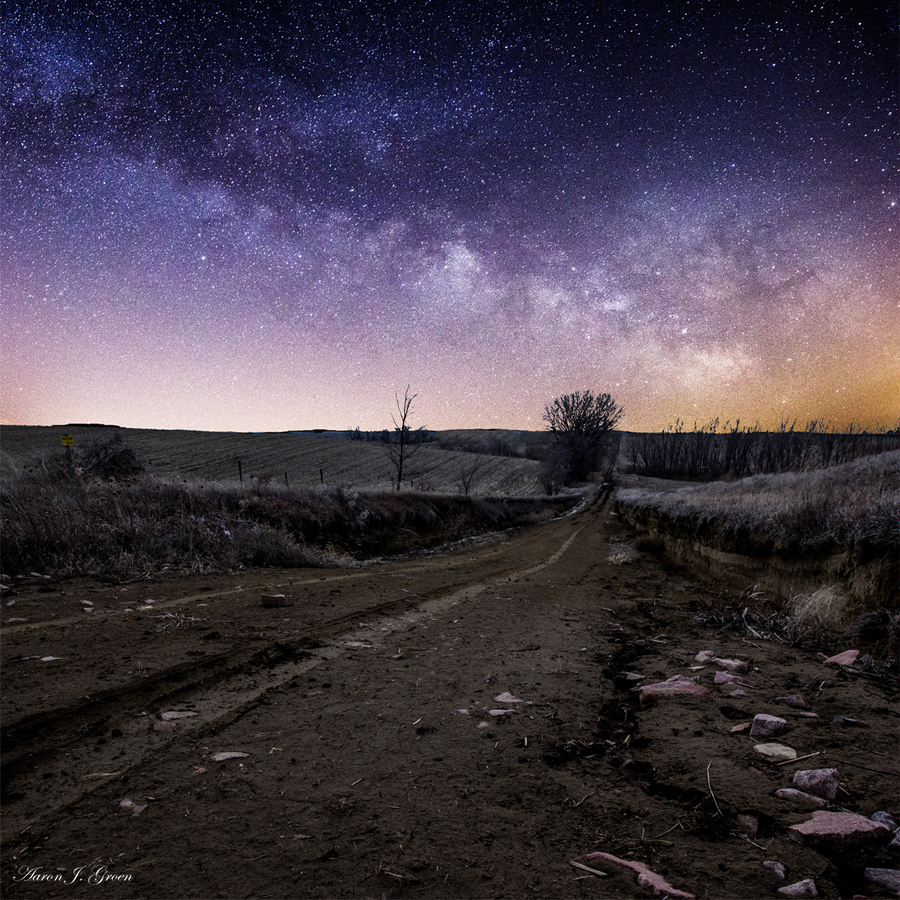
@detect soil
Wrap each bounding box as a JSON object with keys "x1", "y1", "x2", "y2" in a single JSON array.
[{"x1": 2, "y1": 493, "x2": 898, "y2": 899}]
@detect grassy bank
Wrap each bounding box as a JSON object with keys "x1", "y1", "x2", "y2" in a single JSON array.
[
  {"x1": 0, "y1": 471, "x2": 578, "y2": 580},
  {"x1": 617, "y1": 450, "x2": 900, "y2": 553}
]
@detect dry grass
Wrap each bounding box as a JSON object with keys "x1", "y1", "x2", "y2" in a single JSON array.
[
  {"x1": 0, "y1": 464, "x2": 577, "y2": 580},
  {"x1": 617, "y1": 450, "x2": 900, "y2": 551},
  {"x1": 784, "y1": 585, "x2": 852, "y2": 645}
]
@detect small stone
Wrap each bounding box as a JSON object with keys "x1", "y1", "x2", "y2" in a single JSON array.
[
  {"x1": 886, "y1": 832, "x2": 900, "y2": 861},
  {"x1": 714, "y1": 671, "x2": 758, "y2": 687},
  {"x1": 695, "y1": 650, "x2": 715, "y2": 662},
  {"x1": 775, "y1": 788, "x2": 827, "y2": 808},
  {"x1": 731, "y1": 722, "x2": 751, "y2": 733},
  {"x1": 864, "y1": 868, "x2": 900, "y2": 894},
  {"x1": 866, "y1": 869, "x2": 900, "y2": 896},
  {"x1": 754, "y1": 742, "x2": 798, "y2": 762},
  {"x1": 728, "y1": 689, "x2": 747, "y2": 698},
  {"x1": 777, "y1": 879, "x2": 818, "y2": 897},
  {"x1": 763, "y1": 860, "x2": 787, "y2": 880},
  {"x1": 789, "y1": 811, "x2": 891, "y2": 855},
  {"x1": 638, "y1": 680, "x2": 712, "y2": 708},
  {"x1": 776, "y1": 694, "x2": 807, "y2": 708},
  {"x1": 153, "y1": 721, "x2": 177, "y2": 733},
  {"x1": 750, "y1": 714, "x2": 787, "y2": 738},
  {"x1": 822, "y1": 649, "x2": 859, "y2": 666},
  {"x1": 712, "y1": 657, "x2": 749, "y2": 674},
  {"x1": 870, "y1": 812, "x2": 897, "y2": 829},
  {"x1": 792, "y1": 768, "x2": 839, "y2": 801},
  {"x1": 622, "y1": 672, "x2": 645, "y2": 681},
  {"x1": 736, "y1": 813, "x2": 758, "y2": 839}
]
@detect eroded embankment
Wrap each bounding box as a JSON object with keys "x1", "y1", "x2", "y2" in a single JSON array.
[{"x1": 615, "y1": 501, "x2": 899, "y2": 609}]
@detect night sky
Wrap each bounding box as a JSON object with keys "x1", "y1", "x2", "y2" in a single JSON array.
[{"x1": 2, "y1": 1, "x2": 897, "y2": 432}]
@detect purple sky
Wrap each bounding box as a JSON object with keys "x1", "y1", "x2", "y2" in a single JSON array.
[{"x1": 2, "y1": 1, "x2": 897, "y2": 432}]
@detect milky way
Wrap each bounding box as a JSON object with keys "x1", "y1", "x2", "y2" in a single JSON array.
[{"x1": 2, "y1": 1, "x2": 897, "y2": 431}]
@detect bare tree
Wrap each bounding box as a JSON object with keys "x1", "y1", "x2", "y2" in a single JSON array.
[
  {"x1": 543, "y1": 390, "x2": 624, "y2": 483},
  {"x1": 387, "y1": 386, "x2": 427, "y2": 490},
  {"x1": 457, "y1": 453, "x2": 485, "y2": 495}
]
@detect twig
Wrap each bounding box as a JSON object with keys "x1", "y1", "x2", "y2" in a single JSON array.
[
  {"x1": 775, "y1": 751, "x2": 821, "y2": 766},
  {"x1": 574, "y1": 792, "x2": 594, "y2": 807},
  {"x1": 706, "y1": 761, "x2": 722, "y2": 816},
  {"x1": 569, "y1": 861, "x2": 607, "y2": 877}
]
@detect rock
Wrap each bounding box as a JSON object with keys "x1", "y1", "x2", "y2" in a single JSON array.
[
  {"x1": 712, "y1": 657, "x2": 749, "y2": 674},
  {"x1": 822, "y1": 649, "x2": 860, "y2": 666},
  {"x1": 728, "y1": 690, "x2": 747, "y2": 698},
  {"x1": 695, "y1": 650, "x2": 716, "y2": 662},
  {"x1": 577, "y1": 851, "x2": 695, "y2": 898},
  {"x1": 792, "y1": 768, "x2": 839, "y2": 801},
  {"x1": 887, "y1": 831, "x2": 900, "y2": 861},
  {"x1": 488, "y1": 709, "x2": 516, "y2": 717},
  {"x1": 777, "y1": 879, "x2": 818, "y2": 897},
  {"x1": 872, "y1": 811, "x2": 898, "y2": 830},
  {"x1": 763, "y1": 860, "x2": 787, "y2": 880},
  {"x1": 621, "y1": 672, "x2": 645, "y2": 682},
  {"x1": 788, "y1": 811, "x2": 891, "y2": 855},
  {"x1": 714, "y1": 671, "x2": 758, "y2": 687},
  {"x1": 731, "y1": 722, "x2": 751, "y2": 733},
  {"x1": 261, "y1": 594, "x2": 289, "y2": 607},
  {"x1": 865, "y1": 867, "x2": 900, "y2": 894},
  {"x1": 777, "y1": 694, "x2": 807, "y2": 708},
  {"x1": 736, "y1": 813, "x2": 758, "y2": 839},
  {"x1": 754, "y1": 743, "x2": 798, "y2": 762},
  {"x1": 638, "y1": 679, "x2": 712, "y2": 708},
  {"x1": 750, "y1": 714, "x2": 787, "y2": 738},
  {"x1": 775, "y1": 789, "x2": 827, "y2": 808},
  {"x1": 152, "y1": 721, "x2": 177, "y2": 733}
]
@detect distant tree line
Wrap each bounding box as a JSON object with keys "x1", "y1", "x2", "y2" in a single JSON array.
[{"x1": 625, "y1": 418, "x2": 900, "y2": 481}]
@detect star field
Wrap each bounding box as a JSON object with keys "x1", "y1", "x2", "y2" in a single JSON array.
[{"x1": 2, "y1": 1, "x2": 898, "y2": 431}]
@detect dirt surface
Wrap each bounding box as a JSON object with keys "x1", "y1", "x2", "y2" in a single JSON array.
[{"x1": 2, "y1": 493, "x2": 898, "y2": 899}]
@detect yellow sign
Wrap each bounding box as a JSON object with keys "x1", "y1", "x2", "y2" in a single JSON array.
[{"x1": 61, "y1": 435, "x2": 74, "y2": 446}]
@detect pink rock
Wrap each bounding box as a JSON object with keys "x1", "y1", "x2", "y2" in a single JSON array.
[
  {"x1": 736, "y1": 813, "x2": 758, "y2": 839},
  {"x1": 750, "y1": 714, "x2": 788, "y2": 738},
  {"x1": 714, "y1": 671, "x2": 758, "y2": 687},
  {"x1": 789, "y1": 811, "x2": 891, "y2": 855},
  {"x1": 639, "y1": 680, "x2": 712, "y2": 708},
  {"x1": 488, "y1": 709, "x2": 516, "y2": 717},
  {"x1": 763, "y1": 860, "x2": 787, "y2": 880},
  {"x1": 728, "y1": 689, "x2": 747, "y2": 698},
  {"x1": 777, "y1": 879, "x2": 818, "y2": 897},
  {"x1": 754, "y1": 742, "x2": 798, "y2": 762},
  {"x1": 695, "y1": 650, "x2": 715, "y2": 662},
  {"x1": 665, "y1": 674, "x2": 701, "y2": 683},
  {"x1": 792, "y1": 768, "x2": 839, "y2": 801},
  {"x1": 577, "y1": 851, "x2": 695, "y2": 898},
  {"x1": 775, "y1": 789, "x2": 827, "y2": 808},
  {"x1": 713, "y1": 657, "x2": 749, "y2": 674},
  {"x1": 865, "y1": 868, "x2": 900, "y2": 893},
  {"x1": 777, "y1": 694, "x2": 807, "y2": 708},
  {"x1": 731, "y1": 722, "x2": 751, "y2": 733},
  {"x1": 822, "y1": 649, "x2": 859, "y2": 667}
]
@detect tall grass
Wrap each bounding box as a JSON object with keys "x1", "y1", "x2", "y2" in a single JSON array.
[
  {"x1": 625, "y1": 418, "x2": 900, "y2": 481},
  {"x1": 1, "y1": 469, "x2": 573, "y2": 579},
  {"x1": 617, "y1": 450, "x2": 900, "y2": 552}
]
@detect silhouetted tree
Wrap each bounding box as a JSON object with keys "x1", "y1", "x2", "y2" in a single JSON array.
[
  {"x1": 387, "y1": 386, "x2": 427, "y2": 489},
  {"x1": 543, "y1": 390, "x2": 624, "y2": 482}
]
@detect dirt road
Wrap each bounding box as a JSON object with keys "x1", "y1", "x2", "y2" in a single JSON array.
[{"x1": 2, "y1": 493, "x2": 897, "y2": 899}]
